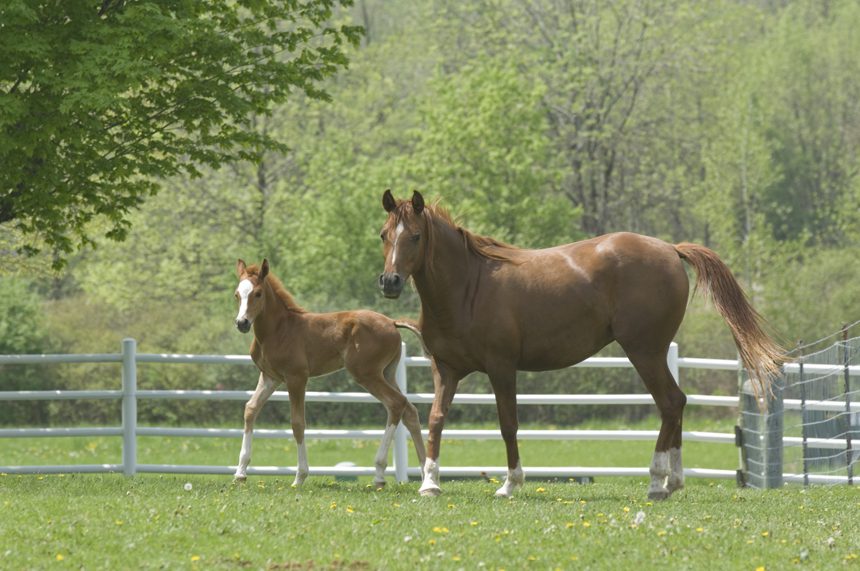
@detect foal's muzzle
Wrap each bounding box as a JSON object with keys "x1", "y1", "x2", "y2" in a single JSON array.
[
  {"x1": 378, "y1": 272, "x2": 404, "y2": 299},
  {"x1": 236, "y1": 318, "x2": 251, "y2": 333}
]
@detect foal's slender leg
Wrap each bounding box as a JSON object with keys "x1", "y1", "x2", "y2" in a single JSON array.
[
  {"x1": 488, "y1": 368, "x2": 524, "y2": 498},
  {"x1": 359, "y1": 374, "x2": 413, "y2": 489},
  {"x1": 420, "y1": 359, "x2": 464, "y2": 496},
  {"x1": 285, "y1": 375, "x2": 310, "y2": 488},
  {"x1": 382, "y1": 357, "x2": 427, "y2": 474},
  {"x1": 234, "y1": 373, "x2": 278, "y2": 481},
  {"x1": 627, "y1": 351, "x2": 687, "y2": 500}
]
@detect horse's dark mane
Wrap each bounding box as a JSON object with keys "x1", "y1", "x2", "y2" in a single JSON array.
[
  {"x1": 393, "y1": 199, "x2": 527, "y2": 264},
  {"x1": 245, "y1": 264, "x2": 306, "y2": 313}
]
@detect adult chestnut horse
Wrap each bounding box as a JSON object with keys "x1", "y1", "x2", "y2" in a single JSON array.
[
  {"x1": 233, "y1": 258, "x2": 426, "y2": 488},
  {"x1": 378, "y1": 190, "x2": 783, "y2": 500}
]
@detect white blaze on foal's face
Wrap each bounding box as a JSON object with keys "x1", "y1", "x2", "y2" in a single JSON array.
[{"x1": 235, "y1": 279, "x2": 255, "y2": 329}]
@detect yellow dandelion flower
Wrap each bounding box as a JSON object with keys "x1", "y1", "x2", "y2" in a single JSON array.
[
  {"x1": 535, "y1": 487, "x2": 546, "y2": 493},
  {"x1": 696, "y1": 527, "x2": 704, "y2": 533},
  {"x1": 428, "y1": 539, "x2": 436, "y2": 546},
  {"x1": 191, "y1": 555, "x2": 201, "y2": 562},
  {"x1": 755, "y1": 567, "x2": 765, "y2": 571},
  {"x1": 761, "y1": 531, "x2": 769, "y2": 538},
  {"x1": 470, "y1": 521, "x2": 479, "y2": 526},
  {"x1": 114, "y1": 520, "x2": 123, "y2": 526},
  {"x1": 527, "y1": 555, "x2": 538, "y2": 561},
  {"x1": 452, "y1": 555, "x2": 461, "y2": 561},
  {"x1": 346, "y1": 506, "x2": 354, "y2": 513},
  {"x1": 330, "y1": 501, "x2": 337, "y2": 510},
  {"x1": 447, "y1": 503, "x2": 456, "y2": 509},
  {"x1": 56, "y1": 554, "x2": 65, "y2": 562},
  {"x1": 623, "y1": 506, "x2": 630, "y2": 513},
  {"x1": 565, "y1": 522, "x2": 575, "y2": 528},
  {"x1": 432, "y1": 526, "x2": 449, "y2": 534},
  {"x1": 582, "y1": 521, "x2": 591, "y2": 528},
  {"x1": 393, "y1": 502, "x2": 401, "y2": 508},
  {"x1": 657, "y1": 530, "x2": 667, "y2": 537}
]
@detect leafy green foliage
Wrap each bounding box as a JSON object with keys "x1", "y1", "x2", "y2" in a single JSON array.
[{"x1": 0, "y1": 0, "x2": 361, "y2": 266}]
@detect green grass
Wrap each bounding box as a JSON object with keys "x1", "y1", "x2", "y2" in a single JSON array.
[
  {"x1": 2, "y1": 416, "x2": 860, "y2": 569},
  {"x1": 2, "y1": 474, "x2": 859, "y2": 570}
]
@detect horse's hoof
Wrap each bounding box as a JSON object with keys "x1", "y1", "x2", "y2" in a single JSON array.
[
  {"x1": 419, "y1": 485, "x2": 441, "y2": 497},
  {"x1": 233, "y1": 475, "x2": 247, "y2": 484},
  {"x1": 648, "y1": 489, "x2": 670, "y2": 501},
  {"x1": 374, "y1": 480, "x2": 387, "y2": 491}
]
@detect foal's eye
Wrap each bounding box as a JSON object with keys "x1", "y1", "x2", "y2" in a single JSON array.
[
  {"x1": 380, "y1": 232, "x2": 386, "y2": 242},
  {"x1": 254, "y1": 291, "x2": 262, "y2": 298},
  {"x1": 410, "y1": 233, "x2": 421, "y2": 242}
]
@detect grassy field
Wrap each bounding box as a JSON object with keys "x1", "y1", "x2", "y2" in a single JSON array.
[{"x1": 2, "y1": 417, "x2": 859, "y2": 569}]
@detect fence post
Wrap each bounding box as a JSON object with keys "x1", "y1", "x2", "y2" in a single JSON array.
[
  {"x1": 739, "y1": 371, "x2": 784, "y2": 489},
  {"x1": 667, "y1": 342, "x2": 679, "y2": 385},
  {"x1": 121, "y1": 338, "x2": 137, "y2": 476},
  {"x1": 392, "y1": 342, "x2": 409, "y2": 483}
]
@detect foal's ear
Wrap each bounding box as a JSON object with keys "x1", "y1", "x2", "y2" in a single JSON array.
[
  {"x1": 411, "y1": 190, "x2": 424, "y2": 215},
  {"x1": 236, "y1": 259, "x2": 247, "y2": 277},
  {"x1": 260, "y1": 259, "x2": 270, "y2": 281},
  {"x1": 382, "y1": 189, "x2": 397, "y2": 213}
]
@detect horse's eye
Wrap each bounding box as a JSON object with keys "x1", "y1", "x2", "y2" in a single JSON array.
[
  {"x1": 255, "y1": 291, "x2": 262, "y2": 298},
  {"x1": 380, "y1": 232, "x2": 386, "y2": 242},
  {"x1": 410, "y1": 233, "x2": 421, "y2": 242}
]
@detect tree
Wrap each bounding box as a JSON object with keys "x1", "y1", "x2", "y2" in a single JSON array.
[{"x1": 0, "y1": 0, "x2": 361, "y2": 267}]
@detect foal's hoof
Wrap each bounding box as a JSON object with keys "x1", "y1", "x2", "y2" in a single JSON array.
[
  {"x1": 374, "y1": 480, "x2": 387, "y2": 491},
  {"x1": 233, "y1": 475, "x2": 247, "y2": 484},
  {"x1": 647, "y1": 489, "x2": 671, "y2": 501}
]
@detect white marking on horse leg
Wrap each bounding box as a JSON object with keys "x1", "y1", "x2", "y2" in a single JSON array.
[
  {"x1": 494, "y1": 461, "x2": 525, "y2": 498},
  {"x1": 293, "y1": 440, "x2": 309, "y2": 488},
  {"x1": 234, "y1": 430, "x2": 252, "y2": 480},
  {"x1": 648, "y1": 451, "x2": 670, "y2": 500},
  {"x1": 235, "y1": 279, "x2": 254, "y2": 323},
  {"x1": 419, "y1": 457, "x2": 441, "y2": 496},
  {"x1": 374, "y1": 424, "x2": 397, "y2": 488},
  {"x1": 390, "y1": 222, "x2": 404, "y2": 265},
  {"x1": 667, "y1": 447, "x2": 684, "y2": 494}
]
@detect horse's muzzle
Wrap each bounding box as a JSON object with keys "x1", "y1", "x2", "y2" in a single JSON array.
[
  {"x1": 236, "y1": 318, "x2": 251, "y2": 333},
  {"x1": 378, "y1": 272, "x2": 404, "y2": 299}
]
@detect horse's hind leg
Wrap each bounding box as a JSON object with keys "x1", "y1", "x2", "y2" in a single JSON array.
[
  {"x1": 383, "y1": 357, "x2": 427, "y2": 472},
  {"x1": 234, "y1": 373, "x2": 278, "y2": 481},
  {"x1": 356, "y1": 368, "x2": 418, "y2": 489},
  {"x1": 626, "y1": 351, "x2": 687, "y2": 500},
  {"x1": 285, "y1": 375, "x2": 310, "y2": 488}
]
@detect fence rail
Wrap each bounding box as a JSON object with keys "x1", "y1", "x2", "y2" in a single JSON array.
[{"x1": 2, "y1": 338, "x2": 850, "y2": 484}]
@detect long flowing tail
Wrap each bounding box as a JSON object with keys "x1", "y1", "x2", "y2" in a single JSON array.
[
  {"x1": 675, "y1": 243, "x2": 785, "y2": 399},
  {"x1": 394, "y1": 319, "x2": 430, "y2": 356}
]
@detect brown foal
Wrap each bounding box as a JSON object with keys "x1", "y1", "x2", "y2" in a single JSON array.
[
  {"x1": 233, "y1": 258, "x2": 426, "y2": 488},
  {"x1": 378, "y1": 190, "x2": 783, "y2": 499}
]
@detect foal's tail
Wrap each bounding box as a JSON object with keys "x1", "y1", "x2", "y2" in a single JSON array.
[
  {"x1": 675, "y1": 243, "x2": 785, "y2": 400},
  {"x1": 394, "y1": 319, "x2": 430, "y2": 356}
]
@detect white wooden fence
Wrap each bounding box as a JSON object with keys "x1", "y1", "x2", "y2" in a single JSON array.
[
  {"x1": 6, "y1": 339, "x2": 854, "y2": 484},
  {"x1": 0, "y1": 338, "x2": 760, "y2": 482}
]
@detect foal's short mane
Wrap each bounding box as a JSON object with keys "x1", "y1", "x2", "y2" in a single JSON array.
[
  {"x1": 245, "y1": 264, "x2": 306, "y2": 313},
  {"x1": 392, "y1": 199, "x2": 527, "y2": 264}
]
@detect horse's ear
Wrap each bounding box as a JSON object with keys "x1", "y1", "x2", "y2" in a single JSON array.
[
  {"x1": 382, "y1": 189, "x2": 397, "y2": 213},
  {"x1": 260, "y1": 259, "x2": 270, "y2": 281},
  {"x1": 411, "y1": 190, "x2": 424, "y2": 215},
  {"x1": 236, "y1": 259, "x2": 247, "y2": 277}
]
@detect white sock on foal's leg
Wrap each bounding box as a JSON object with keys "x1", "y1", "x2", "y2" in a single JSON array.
[
  {"x1": 373, "y1": 424, "x2": 397, "y2": 489},
  {"x1": 234, "y1": 431, "x2": 252, "y2": 480},
  {"x1": 293, "y1": 441, "x2": 309, "y2": 488},
  {"x1": 667, "y1": 447, "x2": 684, "y2": 493}
]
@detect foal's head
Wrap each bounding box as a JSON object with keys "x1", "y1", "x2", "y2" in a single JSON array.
[
  {"x1": 234, "y1": 258, "x2": 269, "y2": 333},
  {"x1": 378, "y1": 190, "x2": 428, "y2": 298}
]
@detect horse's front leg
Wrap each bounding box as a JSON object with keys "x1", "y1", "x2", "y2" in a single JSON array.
[
  {"x1": 419, "y1": 359, "x2": 463, "y2": 496},
  {"x1": 234, "y1": 373, "x2": 278, "y2": 481},
  {"x1": 286, "y1": 376, "x2": 309, "y2": 488},
  {"x1": 488, "y1": 367, "x2": 523, "y2": 498}
]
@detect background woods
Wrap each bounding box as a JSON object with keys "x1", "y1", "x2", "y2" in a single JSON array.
[{"x1": 2, "y1": 0, "x2": 859, "y2": 427}]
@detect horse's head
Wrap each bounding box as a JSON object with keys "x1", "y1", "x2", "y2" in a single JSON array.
[
  {"x1": 378, "y1": 189, "x2": 427, "y2": 299},
  {"x1": 234, "y1": 258, "x2": 269, "y2": 333}
]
